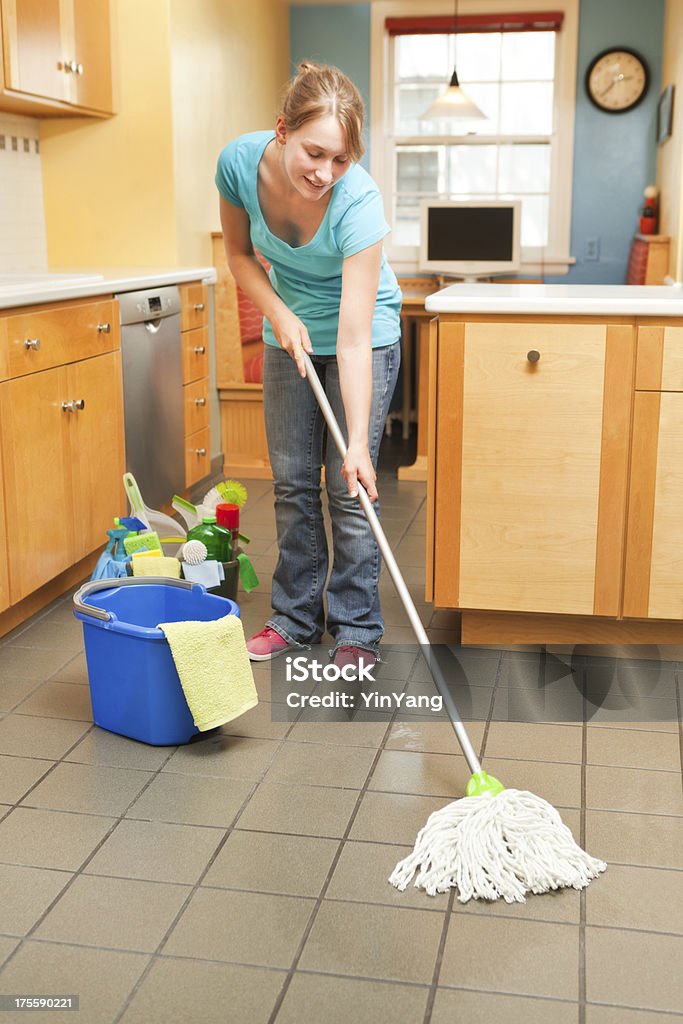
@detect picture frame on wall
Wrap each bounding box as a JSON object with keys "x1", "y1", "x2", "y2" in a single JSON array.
[{"x1": 657, "y1": 84, "x2": 674, "y2": 145}]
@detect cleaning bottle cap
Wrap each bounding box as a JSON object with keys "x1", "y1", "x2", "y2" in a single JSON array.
[
  {"x1": 216, "y1": 503, "x2": 240, "y2": 529},
  {"x1": 201, "y1": 515, "x2": 217, "y2": 524}
]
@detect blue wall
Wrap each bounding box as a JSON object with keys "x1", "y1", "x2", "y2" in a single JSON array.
[
  {"x1": 289, "y1": 0, "x2": 665, "y2": 283},
  {"x1": 289, "y1": 4, "x2": 371, "y2": 169}
]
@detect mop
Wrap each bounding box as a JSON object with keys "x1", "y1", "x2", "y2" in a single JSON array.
[{"x1": 303, "y1": 352, "x2": 606, "y2": 903}]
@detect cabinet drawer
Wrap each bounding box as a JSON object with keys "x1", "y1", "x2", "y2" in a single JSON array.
[
  {"x1": 184, "y1": 377, "x2": 210, "y2": 436},
  {"x1": 636, "y1": 326, "x2": 683, "y2": 391},
  {"x1": 180, "y1": 282, "x2": 208, "y2": 331},
  {"x1": 4, "y1": 300, "x2": 119, "y2": 378},
  {"x1": 182, "y1": 326, "x2": 209, "y2": 383},
  {"x1": 185, "y1": 427, "x2": 211, "y2": 488}
]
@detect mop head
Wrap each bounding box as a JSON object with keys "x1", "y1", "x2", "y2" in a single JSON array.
[{"x1": 389, "y1": 788, "x2": 606, "y2": 903}]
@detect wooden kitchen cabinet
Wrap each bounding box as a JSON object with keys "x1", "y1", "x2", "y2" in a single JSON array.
[
  {"x1": 429, "y1": 318, "x2": 634, "y2": 621},
  {"x1": 0, "y1": 298, "x2": 124, "y2": 605},
  {"x1": 0, "y1": 443, "x2": 9, "y2": 614},
  {"x1": 0, "y1": 0, "x2": 115, "y2": 116},
  {"x1": 179, "y1": 283, "x2": 211, "y2": 489}
]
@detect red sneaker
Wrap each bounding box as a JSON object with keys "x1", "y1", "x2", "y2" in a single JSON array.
[
  {"x1": 246, "y1": 625, "x2": 290, "y2": 661},
  {"x1": 333, "y1": 646, "x2": 377, "y2": 675}
]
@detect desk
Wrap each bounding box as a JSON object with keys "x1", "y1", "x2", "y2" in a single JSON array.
[{"x1": 397, "y1": 277, "x2": 439, "y2": 482}]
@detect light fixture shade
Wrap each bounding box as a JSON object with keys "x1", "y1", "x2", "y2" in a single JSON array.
[{"x1": 422, "y1": 69, "x2": 487, "y2": 121}]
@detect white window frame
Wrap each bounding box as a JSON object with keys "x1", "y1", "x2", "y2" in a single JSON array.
[{"x1": 370, "y1": 0, "x2": 579, "y2": 276}]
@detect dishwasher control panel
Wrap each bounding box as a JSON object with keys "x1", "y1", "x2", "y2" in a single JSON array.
[{"x1": 116, "y1": 285, "x2": 182, "y2": 326}]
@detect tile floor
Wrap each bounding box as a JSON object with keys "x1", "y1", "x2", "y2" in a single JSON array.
[{"x1": 0, "y1": 442, "x2": 682, "y2": 1023}]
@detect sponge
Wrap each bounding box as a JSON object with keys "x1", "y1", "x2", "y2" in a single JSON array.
[
  {"x1": 123, "y1": 531, "x2": 161, "y2": 556},
  {"x1": 132, "y1": 555, "x2": 181, "y2": 578}
]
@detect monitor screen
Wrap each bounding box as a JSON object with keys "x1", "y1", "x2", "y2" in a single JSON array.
[{"x1": 418, "y1": 200, "x2": 521, "y2": 278}]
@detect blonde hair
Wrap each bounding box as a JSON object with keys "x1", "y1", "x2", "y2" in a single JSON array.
[{"x1": 281, "y1": 62, "x2": 365, "y2": 163}]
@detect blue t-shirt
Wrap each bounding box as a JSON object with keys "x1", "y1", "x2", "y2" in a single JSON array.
[{"x1": 215, "y1": 131, "x2": 402, "y2": 354}]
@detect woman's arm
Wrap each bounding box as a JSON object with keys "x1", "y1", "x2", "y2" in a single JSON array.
[
  {"x1": 336, "y1": 240, "x2": 383, "y2": 502},
  {"x1": 219, "y1": 196, "x2": 313, "y2": 376}
]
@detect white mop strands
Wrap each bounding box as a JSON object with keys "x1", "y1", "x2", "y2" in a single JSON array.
[{"x1": 389, "y1": 788, "x2": 607, "y2": 903}]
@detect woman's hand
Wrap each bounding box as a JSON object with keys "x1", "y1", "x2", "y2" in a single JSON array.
[
  {"x1": 271, "y1": 309, "x2": 314, "y2": 378},
  {"x1": 342, "y1": 442, "x2": 378, "y2": 503}
]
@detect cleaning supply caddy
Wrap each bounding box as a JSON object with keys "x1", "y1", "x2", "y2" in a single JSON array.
[{"x1": 73, "y1": 577, "x2": 241, "y2": 745}]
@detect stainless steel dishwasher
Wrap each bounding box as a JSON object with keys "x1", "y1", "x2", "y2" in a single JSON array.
[{"x1": 116, "y1": 286, "x2": 184, "y2": 510}]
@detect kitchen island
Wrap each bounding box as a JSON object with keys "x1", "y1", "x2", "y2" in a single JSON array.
[{"x1": 425, "y1": 283, "x2": 683, "y2": 644}]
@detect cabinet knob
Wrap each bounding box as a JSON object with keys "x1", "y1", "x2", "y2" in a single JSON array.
[
  {"x1": 194, "y1": 397, "x2": 206, "y2": 406},
  {"x1": 62, "y1": 59, "x2": 78, "y2": 73},
  {"x1": 194, "y1": 345, "x2": 206, "y2": 354},
  {"x1": 193, "y1": 303, "x2": 205, "y2": 312},
  {"x1": 97, "y1": 323, "x2": 111, "y2": 333},
  {"x1": 61, "y1": 399, "x2": 85, "y2": 413},
  {"x1": 527, "y1": 350, "x2": 541, "y2": 363},
  {"x1": 195, "y1": 447, "x2": 207, "y2": 456},
  {"x1": 76, "y1": 63, "x2": 84, "y2": 75},
  {"x1": 24, "y1": 338, "x2": 41, "y2": 351}
]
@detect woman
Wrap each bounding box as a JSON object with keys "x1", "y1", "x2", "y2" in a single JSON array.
[{"x1": 216, "y1": 62, "x2": 402, "y2": 670}]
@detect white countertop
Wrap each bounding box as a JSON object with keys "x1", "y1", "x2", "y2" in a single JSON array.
[
  {"x1": 0, "y1": 267, "x2": 217, "y2": 310},
  {"x1": 425, "y1": 282, "x2": 683, "y2": 316}
]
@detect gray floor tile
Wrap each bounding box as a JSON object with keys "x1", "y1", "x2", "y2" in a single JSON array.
[
  {"x1": 440, "y1": 916, "x2": 579, "y2": 999},
  {"x1": 0, "y1": 941, "x2": 149, "y2": 1023},
  {"x1": 585, "y1": 1005, "x2": 683, "y2": 1023},
  {"x1": 586, "y1": 726, "x2": 681, "y2": 771},
  {"x1": 219, "y1": 702, "x2": 292, "y2": 740},
  {"x1": 51, "y1": 652, "x2": 89, "y2": 685},
  {"x1": 237, "y1": 782, "x2": 359, "y2": 838},
  {"x1": 23, "y1": 762, "x2": 152, "y2": 816},
  {"x1": 586, "y1": 765, "x2": 683, "y2": 816},
  {"x1": 585, "y1": 926, "x2": 683, "y2": 1012},
  {"x1": 0, "y1": 754, "x2": 53, "y2": 804},
  {"x1": 476, "y1": 756, "x2": 582, "y2": 808},
  {"x1": 349, "y1": 790, "x2": 451, "y2": 845},
  {"x1": 276, "y1": 972, "x2": 430, "y2": 1024},
  {"x1": 584, "y1": 660, "x2": 676, "y2": 699},
  {"x1": 161, "y1": 733, "x2": 281, "y2": 780},
  {"x1": 386, "y1": 719, "x2": 485, "y2": 756},
  {"x1": 0, "y1": 646, "x2": 73, "y2": 681},
  {"x1": 369, "y1": 748, "x2": 472, "y2": 798},
  {"x1": 585, "y1": 862, "x2": 683, "y2": 933},
  {"x1": 288, "y1": 717, "x2": 389, "y2": 747},
  {"x1": 0, "y1": 714, "x2": 90, "y2": 760},
  {"x1": 64, "y1": 728, "x2": 175, "y2": 770},
  {"x1": 406, "y1": 681, "x2": 494, "y2": 721},
  {"x1": 484, "y1": 722, "x2": 583, "y2": 764},
  {"x1": 203, "y1": 829, "x2": 338, "y2": 896},
  {"x1": 7, "y1": 617, "x2": 84, "y2": 652},
  {"x1": 493, "y1": 682, "x2": 584, "y2": 725},
  {"x1": 299, "y1": 899, "x2": 444, "y2": 984},
  {"x1": 163, "y1": 887, "x2": 313, "y2": 967},
  {"x1": 431, "y1": 988, "x2": 578, "y2": 1024},
  {"x1": 34, "y1": 874, "x2": 191, "y2": 952},
  {"x1": 452, "y1": 880, "x2": 581, "y2": 924},
  {"x1": 14, "y1": 681, "x2": 93, "y2": 722},
  {"x1": 84, "y1": 818, "x2": 224, "y2": 884},
  {"x1": 125, "y1": 772, "x2": 253, "y2": 828},
  {"x1": 0, "y1": 935, "x2": 19, "y2": 968},
  {"x1": 326, "y1": 839, "x2": 450, "y2": 910},
  {"x1": 264, "y1": 740, "x2": 376, "y2": 789},
  {"x1": 585, "y1": 809, "x2": 683, "y2": 870},
  {"x1": 0, "y1": 807, "x2": 116, "y2": 870},
  {"x1": 584, "y1": 693, "x2": 678, "y2": 730},
  {"x1": 0, "y1": 677, "x2": 43, "y2": 712},
  {"x1": 0, "y1": 862, "x2": 72, "y2": 935},
  {"x1": 119, "y1": 958, "x2": 284, "y2": 1024}
]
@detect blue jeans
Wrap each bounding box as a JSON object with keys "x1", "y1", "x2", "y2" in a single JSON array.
[{"x1": 263, "y1": 341, "x2": 400, "y2": 654}]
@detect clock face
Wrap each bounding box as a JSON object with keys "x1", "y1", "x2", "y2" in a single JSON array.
[{"x1": 586, "y1": 48, "x2": 649, "y2": 113}]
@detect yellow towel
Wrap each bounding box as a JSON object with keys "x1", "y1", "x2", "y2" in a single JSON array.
[
  {"x1": 158, "y1": 614, "x2": 258, "y2": 730},
  {"x1": 133, "y1": 556, "x2": 181, "y2": 578}
]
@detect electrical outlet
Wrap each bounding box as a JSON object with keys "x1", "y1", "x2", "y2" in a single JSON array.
[{"x1": 585, "y1": 237, "x2": 600, "y2": 261}]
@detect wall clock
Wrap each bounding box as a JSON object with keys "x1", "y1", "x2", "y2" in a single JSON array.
[{"x1": 585, "y1": 48, "x2": 649, "y2": 113}]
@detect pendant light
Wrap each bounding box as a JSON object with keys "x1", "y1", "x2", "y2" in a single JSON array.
[{"x1": 422, "y1": 0, "x2": 486, "y2": 120}]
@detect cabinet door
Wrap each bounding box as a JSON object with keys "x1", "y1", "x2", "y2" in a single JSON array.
[
  {"x1": 2, "y1": 0, "x2": 68, "y2": 102},
  {"x1": 71, "y1": 0, "x2": 113, "y2": 113},
  {"x1": 624, "y1": 392, "x2": 683, "y2": 620},
  {"x1": 0, "y1": 368, "x2": 73, "y2": 602},
  {"x1": 432, "y1": 321, "x2": 633, "y2": 616},
  {"x1": 67, "y1": 352, "x2": 125, "y2": 563},
  {"x1": 0, "y1": 442, "x2": 9, "y2": 613}
]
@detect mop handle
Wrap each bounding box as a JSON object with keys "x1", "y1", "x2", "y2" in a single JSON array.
[{"x1": 303, "y1": 353, "x2": 482, "y2": 777}]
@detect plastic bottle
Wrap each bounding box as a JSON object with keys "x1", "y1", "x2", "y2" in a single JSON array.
[
  {"x1": 186, "y1": 516, "x2": 232, "y2": 562},
  {"x1": 215, "y1": 503, "x2": 240, "y2": 553}
]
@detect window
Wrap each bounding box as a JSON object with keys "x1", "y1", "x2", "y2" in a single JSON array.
[{"x1": 371, "y1": 1, "x2": 579, "y2": 274}]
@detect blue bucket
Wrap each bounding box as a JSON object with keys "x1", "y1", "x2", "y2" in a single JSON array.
[{"x1": 73, "y1": 578, "x2": 240, "y2": 746}]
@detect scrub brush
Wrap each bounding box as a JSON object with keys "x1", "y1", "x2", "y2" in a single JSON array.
[
  {"x1": 201, "y1": 479, "x2": 248, "y2": 515},
  {"x1": 181, "y1": 540, "x2": 208, "y2": 565}
]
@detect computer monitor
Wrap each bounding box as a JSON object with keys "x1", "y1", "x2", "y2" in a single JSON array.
[{"x1": 418, "y1": 200, "x2": 521, "y2": 280}]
